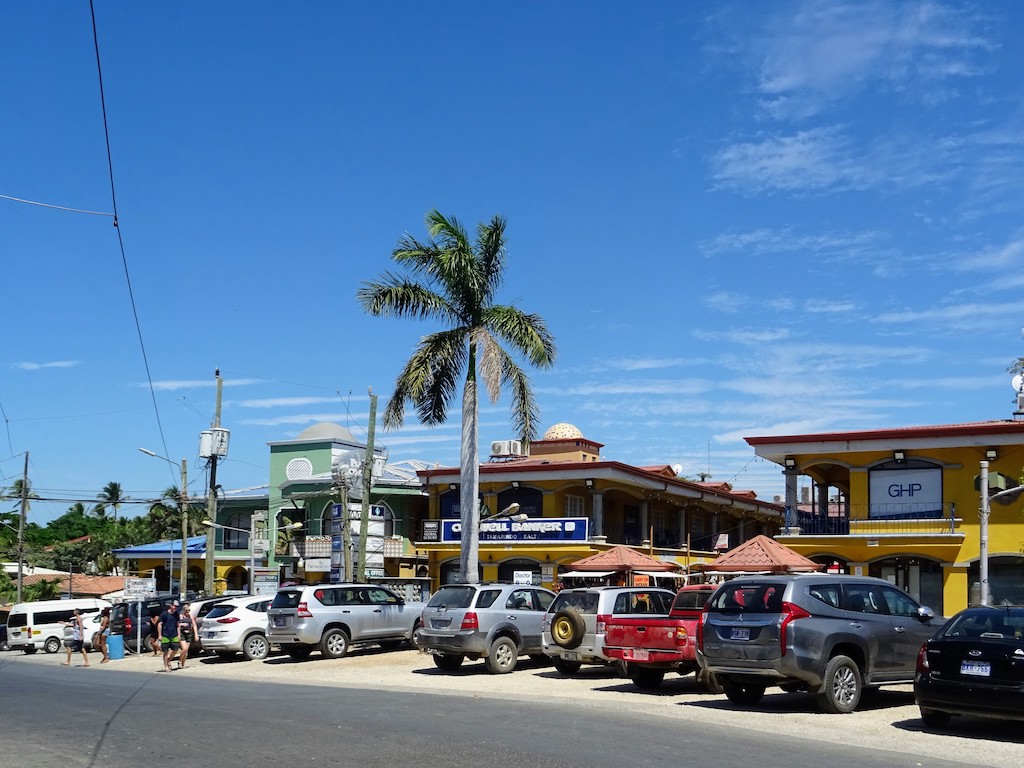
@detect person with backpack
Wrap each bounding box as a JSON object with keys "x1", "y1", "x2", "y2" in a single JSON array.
[{"x1": 60, "y1": 609, "x2": 90, "y2": 667}]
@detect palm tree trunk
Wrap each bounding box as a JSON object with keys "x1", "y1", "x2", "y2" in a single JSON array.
[{"x1": 459, "y1": 379, "x2": 480, "y2": 584}]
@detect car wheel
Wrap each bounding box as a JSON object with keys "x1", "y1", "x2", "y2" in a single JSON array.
[
  {"x1": 484, "y1": 637, "x2": 519, "y2": 674},
  {"x1": 629, "y1": 668, "x2": 665, "y2": 690},
  {"x1": 920, "y1": 707, "x2": 952, "y2": 729},
  {"x1": 320, "y1": 628, "x2": 351, "y2": 659},
  {"x1": 553, "y1": 658, "x2": 582, "y2": 675},
  {"x1": 433, "y1": 654, "x2": 465, "y2": 671},
  {"x1": 551, "y1": 607, "x2": 586, "y2": 649},
  {"x1": 243, "y1": 634, "x2": 269, "y2": 661},
  {"x1": 722, "y1": 680, "x2": 766, "y2": 706},
  {"x1": 285, "y1": 644, "x2": 313, "y2": 661},
  {"x1": 815, "y1": 654, "x2": 862, "y2": 714},
  {"x1": 696, "y1": 668, "x2": 724, "y2": 694},
  {"x1": 44, "y1": 637, "x2": 61, "y2": 654}
]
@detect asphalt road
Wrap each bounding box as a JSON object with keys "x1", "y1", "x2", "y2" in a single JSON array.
[{"x1": 0, "y1": 647, "x2": 1017, "y2": 768}]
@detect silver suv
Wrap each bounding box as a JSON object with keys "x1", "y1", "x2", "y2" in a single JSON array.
[
  {"x1": 267, "y1": 583, "x2": 425, "y2": 660},
  {"x1": 696, "y1": 573, "x2": 941, "y2": 713},
  {"x1": 541, "y1": 586, "x2": 675, "y2": 675},
  {"x1": 416, "y1": 583, "x2": 556, "y2": 674}
]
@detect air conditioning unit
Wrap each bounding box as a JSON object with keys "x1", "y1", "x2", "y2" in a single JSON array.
[{"x1": 490, "y1": 440, "x2": 523, "y2": 457}]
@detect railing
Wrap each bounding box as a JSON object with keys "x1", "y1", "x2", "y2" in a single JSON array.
[{"x1": 792, "y1": 503, "x2": 958, "y2": 536}]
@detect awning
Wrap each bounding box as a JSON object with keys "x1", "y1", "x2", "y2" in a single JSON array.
[
  {"x1": 634, "y1": 570, "x2": 685, "y2": 578},
  {"x1": 558, "y1": 570, "x2": 614, "y2": 578}
]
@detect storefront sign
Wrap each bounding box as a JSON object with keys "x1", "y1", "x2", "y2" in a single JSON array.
[
  {"x1": 439, "y1": 517, "x2": 588, "y2": 543},
  {"x1": 869, "y1": 467, "x2": 942, "y2": 517}
]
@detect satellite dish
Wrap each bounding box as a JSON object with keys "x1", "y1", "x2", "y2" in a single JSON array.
[
  {"x1": 672, "y1": 463, "x2": 683, "y2": 476},
  {"x1": 1013, "y1": 374, "x2": 1024, "y2": 392}
]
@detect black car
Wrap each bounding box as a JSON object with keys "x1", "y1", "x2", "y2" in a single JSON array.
[
  {"x1": 110, "y1": 593, "x2": 185, "y2": 651},
  {"x1": 915, "y1": 605, "x2": 1024, "y2": 728}
]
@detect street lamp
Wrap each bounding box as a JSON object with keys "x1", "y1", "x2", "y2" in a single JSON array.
[
  {"x1": 203, "y1": 517, "x2": 301, "y2": 595},
  {"x1": 481, "y1": 502, "x2": 527, "y2": 523},
  {"x1": 140, "y1": 448, "x2": 189, "y2": 602},
  {"x1": 978, "y1": 459, "x2": 1024, "y2": 606}
]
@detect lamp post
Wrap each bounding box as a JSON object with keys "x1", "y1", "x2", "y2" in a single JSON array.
[
  {"x1": 978, "y1": 459, "x2": 1024, "y2": 607},
  {"x1": 203, "y1": 517, "x2": 301, "y2": 595},
  {"x1": 481, "y1": 502, "x2": 527, "y2": 524},
  {"x1": 140, "y1": 448, "x2": 189, "y2": 602}
]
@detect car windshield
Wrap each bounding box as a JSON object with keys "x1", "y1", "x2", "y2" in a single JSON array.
[
  {"x1": 426, "y1": 586, "x2": 476, "y2": 609},
  {"x1": 708, "y1": 582, "x2": 784, "y2": 613},
  {"x1": 271, "y1": 590, "x2": 303, "y2": 609},
  {"x1": 941, "y1": 608, "x2": 1024, "y2": 639},
  {"x1": 204, "y1": 605, "x2": 237, "y2": 620},
  {"x1": 551, "y1": 591, "x2": 600, "y2": 614},
  {"x1": 672, "y1": 590, "x2": 711, "y2": 611}
]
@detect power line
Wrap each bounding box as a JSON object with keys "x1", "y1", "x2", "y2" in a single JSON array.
[{"x1": 0, "y1": 193, "x2": 114, "y2": 217}]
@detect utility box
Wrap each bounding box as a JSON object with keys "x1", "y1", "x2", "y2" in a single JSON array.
[{"x1": 199, "y1": 428, "x2": 230, "y2": 459}]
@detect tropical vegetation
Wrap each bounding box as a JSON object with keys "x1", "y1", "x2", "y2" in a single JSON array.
[{"x1": 358, "y1": 209, "x2": 556, "y2": 583}]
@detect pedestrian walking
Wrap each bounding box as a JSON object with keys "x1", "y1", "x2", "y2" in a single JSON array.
[
  {"x1": 177, "y1": 603, "x2": 198, "y2": 669},
  {"x1": 60, "y1": 609, "x2": 90, "y2": 667},
  {"x1": 97, "y1": 607, "x2": 111, "y2": 663},
  {"x1": 144, "y1": 610, "x2": 161, "y2": 656},
  {"x1": 157, "y1": 600, "x2": 180, "y2": 672}
]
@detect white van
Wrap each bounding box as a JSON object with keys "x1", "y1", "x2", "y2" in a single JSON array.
[{"x1": 7, "y1": 598, "x2": 112, "y2": 654}]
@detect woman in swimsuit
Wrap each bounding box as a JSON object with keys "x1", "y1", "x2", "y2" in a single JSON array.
[{"x1": 177, "y1": 603, "x2": 198, "y2": 669}]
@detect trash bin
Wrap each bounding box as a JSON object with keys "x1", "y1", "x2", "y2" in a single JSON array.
[{"x1": 107, "y1": 633, "x2": 124, "y2": 661}]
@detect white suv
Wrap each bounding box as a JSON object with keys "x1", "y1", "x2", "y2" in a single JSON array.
[
  {"x1": 200, "y1": 595, "x2": 273, "y2": 661},
  {"x1": 541, "y1": 586, "x2": 675, "y2": 675}
]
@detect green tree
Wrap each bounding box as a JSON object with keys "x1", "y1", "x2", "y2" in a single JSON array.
[
  {"x1": 97, "y1": 481, "x2": 127, "y2": 523},
  {"x1": 358, "y1": 210, "x2": 556, "y2": 584}
]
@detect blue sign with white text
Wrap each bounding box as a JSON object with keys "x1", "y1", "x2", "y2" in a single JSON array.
[{"x1": 440, "y1": 517, "x2": 588, "y2": 543}]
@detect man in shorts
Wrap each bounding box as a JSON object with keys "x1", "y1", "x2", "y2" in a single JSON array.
[{"x1": 157, "y1": 600, "x2": 180, "y2": 672}]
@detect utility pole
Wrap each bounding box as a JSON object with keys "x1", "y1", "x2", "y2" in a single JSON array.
[
  {"x1": 17, "y1": 451, "x2": 28, "y2": 604},
  {"x1": 357, "y1": 390, "x2": 377, "y2": 581},
  {"x1": 179, "y1": 458, "x2": 189, "y2": 602},
  {"x1": 205, "y1": 369, "x2": 223, "y2": 595}
]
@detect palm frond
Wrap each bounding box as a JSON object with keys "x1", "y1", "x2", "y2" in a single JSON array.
[
  {"x1": 382, "y1": 329, "x2": 469, "y2": 429},
  {"x1": 356, "y1": 272, "x2": 456, "y2": 322},
  {"x1": 476, "y1": 214, "x2": 507, "y2": 298},
  {"x1": 474, "y1": 328, "x2": 502, "y2": 404},
  {"x1": 483, "y1": 305, "x2": 557, "y2": 369},
  {"x1": 496, "y1": 348, "x2": 541, "y2": 442}
]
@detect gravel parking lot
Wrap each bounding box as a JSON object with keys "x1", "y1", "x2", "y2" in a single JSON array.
[{"x1": 16, "y1": 645, "x2": 1022, "y2": 766}]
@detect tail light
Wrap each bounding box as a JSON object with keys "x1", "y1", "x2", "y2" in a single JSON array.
[
  {"x1": 460, "y1": 612, "x2": 479, "y2": 631},
  {"x1": 674, "y1": 626, "x2": 690, "y2": 646},
  {"x1": 596, "y1": 613, "x2": 610, "y2": 634},
  {"x1": 916, "y1": 643, "x2": 930, "y2": 674},
  {"x1": 778, "y1": 601, "x2": 811, "y2": 655},
  {"x1": 125, "y1": 616, "x2": 133, "y2": 633},
  {"x1": 297, "y1": 602, "x2": 313, "y2": 618},
  {"x1": 216, "y1": 617, "x2": 240, "y2": 624}
]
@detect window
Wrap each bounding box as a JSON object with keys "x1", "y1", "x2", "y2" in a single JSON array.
[
  {"x1": 366, "y1": 588, "x2": 399, "y2": 605},
  {"x1": 880, "y1": 586, "x2": 920, "y2": 617},
  {"x1": 565, "y1": 494, "x2": 584, "y2": 516},
  {"x1": 507, "y1": 590, "x2": 535, "y2": 611},
  {"x1": 475, "y1": 590, "x2": 502, "y2": 609},
  {"x1": 844, "y1": 585, "x2": 884, "y2": 614},
  {"x1": 807, "y1": 584, "x2": 841, "y2": 608}
]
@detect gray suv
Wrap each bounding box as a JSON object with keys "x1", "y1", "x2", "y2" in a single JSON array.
[
  {"x1": 541, "y1": 586, "x2": 676, "y2": 675},
  {"x1": 267, "y1": 583, "x2": 425, "y2": 660},
  {"x1": 416, "y1": 583, "x2": 556, "y2": 674},
  {"x1": 696, "y1": 573, "x2": 941, "y2": 713}
]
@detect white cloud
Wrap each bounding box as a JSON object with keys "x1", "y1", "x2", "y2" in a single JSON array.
[
  {"x1": 13, "y1": 360, "x2": 79, "y2": 370},
  {"x1": 234, "y1": 396, "x2": 341, "y2": 409},
  {"x1": 149, "y1": 377, "x2": 263, "y2": 391}
]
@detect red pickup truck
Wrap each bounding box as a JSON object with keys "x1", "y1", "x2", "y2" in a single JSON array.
[{"x1": 603, "y1": 584, "x2": 721, "y2": 691}]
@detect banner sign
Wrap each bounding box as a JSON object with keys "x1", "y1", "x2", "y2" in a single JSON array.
[
  {"x1": 869, "y1": 467, "x2": 943, "y2": 518},
  {"x1": 440, "y1": 517, "x2": 588, "y2": 543}
]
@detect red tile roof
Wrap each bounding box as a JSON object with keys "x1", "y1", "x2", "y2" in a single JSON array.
[
  {"x1": 693, "y1": 535, "x2": 822, "y2": 573},
  {"x1": 570, "y1": 545, "x2": 678, "y2": 572},
  {"x1": 20, "y1": 573, "x2": 127, "y2": 598}
]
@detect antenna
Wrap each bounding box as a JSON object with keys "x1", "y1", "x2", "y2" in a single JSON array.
[{"x1": 1013, "y1": 373, "x2": 1024, "y2": 421}]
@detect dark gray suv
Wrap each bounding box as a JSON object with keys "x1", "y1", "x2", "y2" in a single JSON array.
[
  {"x1": 696, "y1": 573, "x2": 941, "y2": 713},
  {"x1": 416, "y1": 583, "x2": 556, "y2": 674}
]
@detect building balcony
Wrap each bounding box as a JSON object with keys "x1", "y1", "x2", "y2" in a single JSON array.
[{"x1": 787, "y1": 503, "x2": 959, "y2": 536}]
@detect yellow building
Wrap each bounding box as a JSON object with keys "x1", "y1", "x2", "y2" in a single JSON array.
[
  {"x1": 416, "y1": 423, "x2": 784, "y2": 589},
  {"x1": 746, "y1": 418, "x2": 1024, "y2": 616}
]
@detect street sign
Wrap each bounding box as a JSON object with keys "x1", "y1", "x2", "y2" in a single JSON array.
[{"x1": 125, "y1": 577, "x2": 156, "y2": 599}]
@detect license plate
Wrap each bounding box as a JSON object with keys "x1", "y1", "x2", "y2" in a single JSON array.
[
  {"x1": 730, "y1": 627, "x2": 750, "y2": 641},
  {"x1": 561, "y1": 651, "x2": 579, "y2": 661},
  {"x1": 273, "y1": 617, "x2": 286, "y2": 627},
  {"x1": 431, "y1": 618, "x2": 452, "y2": 629},
  {"x1": 961, "y1": 660, "x2": 991, "y2": 677},
  {"x1": 627, "y1": 648, "x2": 649, "y2": 661},
  {"x1": 204, "y1": 631, "x2": 216, "y2": 639}
]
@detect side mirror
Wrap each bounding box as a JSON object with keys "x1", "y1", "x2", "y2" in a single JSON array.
[{"x1": 917, "y1": 605, "x2": 935, "y2": 622}]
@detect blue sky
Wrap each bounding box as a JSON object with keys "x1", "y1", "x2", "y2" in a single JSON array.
[{"x1": 3, "y1": 1, "x2": 1024, "y2": 525}]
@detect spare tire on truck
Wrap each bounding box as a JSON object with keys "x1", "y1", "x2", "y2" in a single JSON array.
[{"x1": 550, "y1": 607, "x2": 586, "y2": 650}]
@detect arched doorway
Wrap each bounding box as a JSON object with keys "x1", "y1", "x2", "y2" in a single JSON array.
[
  {"x1": 496, "y1": 558, "x2": 541, "y2": 585},
  {"x1": 968, "y1": 555, "x2": 1024, "y2": 606}
]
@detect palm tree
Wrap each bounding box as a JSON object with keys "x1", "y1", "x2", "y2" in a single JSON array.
[
  {"x1": 97, "y1": 481, "x2": 127, "y2": 523},
  {"x1": 358, "y1": 210, "x2": 556, "y2": 584}
]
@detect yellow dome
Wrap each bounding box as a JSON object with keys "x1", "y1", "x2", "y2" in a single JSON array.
[{"x1": 543, "y1": 422, "x2": 583, "y2": 440}]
